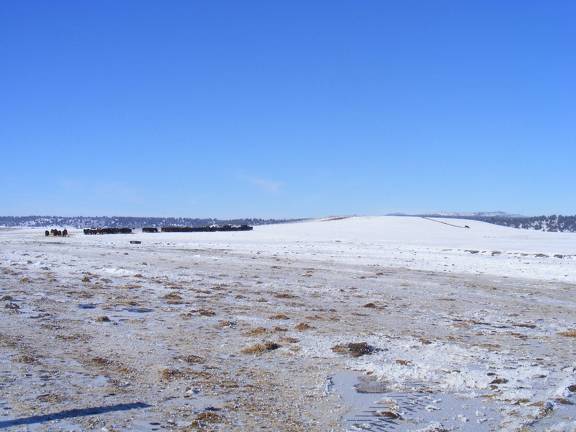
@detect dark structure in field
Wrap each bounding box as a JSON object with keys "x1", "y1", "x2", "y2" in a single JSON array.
[
  {"x1": 142, "y1": 227, "x2": 158, "y2": 233},
  {"x1": 160, "y1": 224, "x2": 253, "y2": 233},
  {"x1": 83, "y1": 228, "x2": 133, "y2": 235}
]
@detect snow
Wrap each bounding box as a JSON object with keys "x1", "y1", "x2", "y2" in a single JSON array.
[
  {"x1": 0, "y1": 216, "x2": 575, "y2": 431},
  {"x1": 25, "y1": 215, "x2": 574, "y2": 282}
]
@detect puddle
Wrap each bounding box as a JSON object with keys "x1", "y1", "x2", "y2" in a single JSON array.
[
  {"x1": 78, "y1": 303, "x2": 97, "y2": 309},
  {"x1": 331, "y1": 371, "x2": 502, "y2": 431}
]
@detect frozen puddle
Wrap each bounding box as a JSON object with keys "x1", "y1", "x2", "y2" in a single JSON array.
[{"x1": 331, "y1": 371, "x2": 502, "y2": 431}]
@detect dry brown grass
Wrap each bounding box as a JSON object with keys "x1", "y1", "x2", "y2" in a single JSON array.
[
  {"x1": 514, "y1": 323, "x2": 537, "y2": 329},
  {"x1": 15, "y1": 354, "x2": 39, "y2": 364},
  {"x1": 163, "y1": 292, "x2": 183, "y2": 304},
  {"x1": 83, "y1": 356, "x2": 133, "y2": 376},
  {"x1": 121, "y1": 284, "x2": 142, "y2": 290},
  {"x1": 89, "y1": 356, "x2": 113, "y2": 367},
  {"x1": 197, "y1": 309, "x2": 216, "y2": 317},
  {"x1": 37, "y1": 393, "x2": 65, "y2": 403},
  {"x1": 177, "y1": 355, "x2": 205, "y2": 364},
  {"x1": 559, "y1": 329, "x2": 576, "y2": 337},
  {"x1": 196, "y1": 411, "x2": 222, "y2": 422},
  {"x1": 294, "y1": 323, "x2": 314, "y2": 331},
  {"x1": 185, "y1": 411, "x2": 223, "y2": 429},
  {"x1": 269, "y1": 313, "x2": 289, "y2": 320},
  {"x1": 160, "y1": 368, "x2": 186, "y2": 381},
  {"x1": 56, "y1": 333, "x2": 91, "y2": 342},
  {"x1": 245, "y1": 327, "x2": 268, "y2": 336},
  {"x1": 305, "y1": 314, "x2": 325, "y2": 321},
  {"x1": 216, "y1": 320, "x2": 236, "y2": 328},
  {"x1": 332, "y1": 342, "x2": 378, "y2": 357},
  {"x1": 241, "y1": 342, "x2": 281, "y2": 355},
  {"x1": 274, "y1": 292, "x2": 298, "y2": 299}
]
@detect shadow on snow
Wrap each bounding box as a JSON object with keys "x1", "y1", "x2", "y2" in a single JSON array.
[{"x1": 0, "y1": 402, "x2": 151, "y2": 429}]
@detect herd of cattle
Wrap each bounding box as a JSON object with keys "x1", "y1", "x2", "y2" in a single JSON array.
[
  {"x1": 159, "y1": 225, "x2": 253, "y2": 232},
  {"x1": 45, "y1": 229, "x2": 68, "y2": 237},
  {"x1": 81, "y1": 225, "x2": 253, "y2": 235},
  {"x1": 83, "y1": 228, "x2": 133, "y2": 235},
  {"x1": 44, "y1": 225, "x2": 254, "y2": 236}
]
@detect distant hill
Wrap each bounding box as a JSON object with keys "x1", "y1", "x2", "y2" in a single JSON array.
[
  {"x1": 389, "y1": 211, "x2": 522, "y2": 218},
  {"x1": 0, "y1": 216, "x2": 305, "y2": 229},
  {"x1": 414, "y1": 213, "x2": 576, "y2": 233}
]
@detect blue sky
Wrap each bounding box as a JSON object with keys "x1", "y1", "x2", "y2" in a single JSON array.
[{"x1": 1, "y1": 1, "x2": 575, "y2": 218}]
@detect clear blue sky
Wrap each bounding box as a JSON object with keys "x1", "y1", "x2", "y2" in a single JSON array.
[{"x1": 1, "y1": 1, "x2": 575, "y2": 218}]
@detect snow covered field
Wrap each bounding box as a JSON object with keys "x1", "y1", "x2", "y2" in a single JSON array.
[{"x1": 0, "y1": 216, "x2": 575, "y2": 431}]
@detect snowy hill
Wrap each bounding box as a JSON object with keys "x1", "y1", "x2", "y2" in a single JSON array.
[{"x1": 252, "y1": 216, "x2": 576, "y2": 254}]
